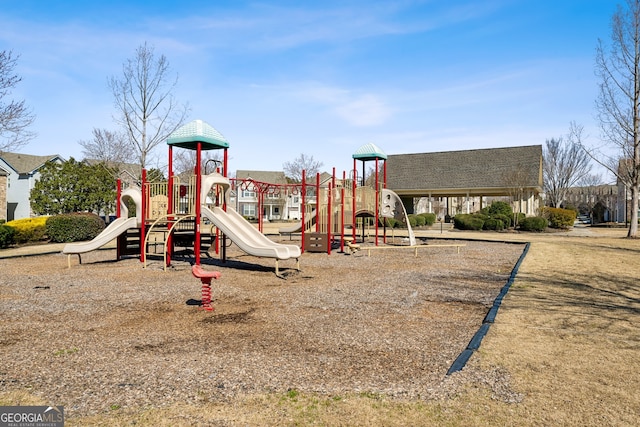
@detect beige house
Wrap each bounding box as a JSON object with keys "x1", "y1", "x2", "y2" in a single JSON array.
[
  {"x1": 234, "y1": 170, "x2": 289, "y2": 220},
  {"x1": 386, "y1": 145, "x2": 543, "y2": 219}
]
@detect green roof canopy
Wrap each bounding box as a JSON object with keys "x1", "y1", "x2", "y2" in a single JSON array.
[
  {"x1": 352, "y1": 142, "x2": 387, "y2": 161},
  {"x1": 167, "y1": 119, "x2": 229, "y2": 150}
]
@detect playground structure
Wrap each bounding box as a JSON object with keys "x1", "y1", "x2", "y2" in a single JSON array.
[
  {"x1": 63, "y1": 119, "x2": 301, "y2": 278},
  {"x1": 62, "y1": 121, "x2": 415, "y2": 279},
  {"x1": 273, "y1": 143, "x2": 416, "y2": 253}
]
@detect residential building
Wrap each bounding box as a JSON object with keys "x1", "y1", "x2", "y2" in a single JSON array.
[
  {"x1": 386, "y1": 145, "x2": 544, "y2": 218},
  {"x1": 565, "y1": 184, "x2": 619, "y2": 223},
  {"x1": 615, "y1": 159, "x2": 640, "y2": 224},
  {"x1": 0, "y1": 152, "x2": 65, "y2": 221},
  {"x1": 234, "y1": 170, "x2": 289, "y2": 221}
]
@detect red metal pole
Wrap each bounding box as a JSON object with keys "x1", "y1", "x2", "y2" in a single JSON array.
[
  {"x1": 375, "y1": 158, "x2": 379, "y2": 246},
  {"x1": 352, "y1": 158, "x2": 357, "y2": 242},
  {"x1": 316, "y1": 172, "x2": 320, "y2": 232},
  {"x1": 340, "y1": 170, "x2": 345, "y2": 253},
  {"x1": 383, "y1": 160, "x2": 387, "y2": 244},
  {"x1": 195, "y1": 143, "x2": 202, "y2": 265},
  {"x1": 116, "y1": 178, "x2": 122, "y2": 218},
  {"x1": 140, "y1": 169, "x2": 147, "y2": 263},
  {"x1": 259, "y1": 189, "x2": 264, "y2": 233},
  {"x1": 301, "y1": 170, "x2": 306, "y2": 253},
  {"x1": 167, "y1": 145, "x2": 174, "y2": 265},
  {"x1": 223, "y1": 148, "x2": 228, "y2": 178}
]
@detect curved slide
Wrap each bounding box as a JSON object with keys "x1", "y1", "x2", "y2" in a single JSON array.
[
  {"x1": 202, "y1": 205, "x2": 301, "y2": 260},
  {"x1": 62, "y1": 216, "x2": 138, "y2": 255},
  {"x1": 380, "y1": 188, "x2": 416, "y2": 246},
  {"x1": 62, "y1": 187, "x2": 142, "y2": 265}
]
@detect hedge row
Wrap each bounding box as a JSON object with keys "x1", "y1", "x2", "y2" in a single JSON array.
[
  {"x1": 519, "y1": 216, "x2": 547, "y2": 232},
  {"x1": 46, "y1": 213, "x2": 105, "y2": 243},
  {"x1": 0, "y1": 213, "x2": 108, "y2": 247},
  {"x1": 381, "y1": 212, "x2": 437, "y2": 229}
]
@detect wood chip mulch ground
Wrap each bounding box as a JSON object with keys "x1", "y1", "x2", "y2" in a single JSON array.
[{"x1": 0, "y1": 237, "x2": 525, "y2": 416}]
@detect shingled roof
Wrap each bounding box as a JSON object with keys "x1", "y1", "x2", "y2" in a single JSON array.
[
  {"x1": 386, "y1": 145, "x2": 543, "y2": 197},
  {"x1": 236, "y1": 170, "x2": 287, "y2": 184},
  {"x1": 0, "y1": 152, "x2": 63, "y2": 175}
]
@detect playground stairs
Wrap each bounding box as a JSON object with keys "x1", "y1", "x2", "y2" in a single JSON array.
[{"x1": 117, "y1": 227, "x2": 142, "y2": 257}]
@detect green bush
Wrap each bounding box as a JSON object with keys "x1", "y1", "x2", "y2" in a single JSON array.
[
  {"x1": 543, "y1": 207, "x2": 576, "y2": 229},
  {"x1": 519, "y1": 216, "x2": 548, "y2": 232},
  {"x1": 410, "y1": 214, "x2": 426, "y2": 227},
  {"x1": 46, "y1": 213, "x2": 106, "y2": 243},
  {"x1": 419, "y1": 213, "x2": 437, "y2": 226},
  {"x1": 514, "y1": 212, "x2": 526, "y2": 226},
  {"x1": 483, "y1": 218, "x2": 505, "y2": 231},
  {"x1": 492, "y1": 213, "x2": 511, "y2": 228},
  {"x1": 4, "y1": 217, "x2": 49, "y2": 244},
  {"x1": 408, "y1": 215, "x2": 418, "y2": 228},
  {"x1": 453, "y1": 214, "x2": 484, "y2": 230},
  {"x1": 487, "y1": 200, "x2": 513, "y2": 218},
  {"x1": 380, "y1": 217, "x2": 399, "y2": 228},
  {"x1": 0, "y1": 224, "x2": 16, "y2": 248}
]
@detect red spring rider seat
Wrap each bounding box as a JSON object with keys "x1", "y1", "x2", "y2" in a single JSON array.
[{"x1": 191, "y1": 265, "x2": 222, "y2": 311}]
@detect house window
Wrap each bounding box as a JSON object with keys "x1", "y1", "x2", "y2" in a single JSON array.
[
  {"x1": 242, "y1": 189, "x2": 255, "y2": 198},
  {"x1": 293, "y1": 196, "x2": 299, "y2": 203},
  {"x1": 274, "y1": 207, "x2": 280, "y2": 214},
  {"x1": 242, "y1": 204, "x2": 256, "y2": 217}
]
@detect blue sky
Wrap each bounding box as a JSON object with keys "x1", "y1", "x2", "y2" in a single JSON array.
[{"x1": 0, "y1": 0, "x2": 620, "y2": 178}]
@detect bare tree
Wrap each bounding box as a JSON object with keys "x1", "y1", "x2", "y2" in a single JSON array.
[
  {"x1": 0, "y1": 50, "x2": 35, "y2": 153},
  {"x1": 78, "y1": 128, "x2": 135, "y2": 164},
  {"x1": 590, "y1": 0, "x2": 640, "y2": 237},
  {"x1": 502, "y1": 164, "x2": 532, "y2": 224},
  {"x1": 283, "y1": 153, "x2": 323, "y2": 182},
  {"x1": 108, "y1": 42, "x2": 189, "y2": 169},
  {"x1": 543, "y1": 122, "x2": 592, "y2": 208}
]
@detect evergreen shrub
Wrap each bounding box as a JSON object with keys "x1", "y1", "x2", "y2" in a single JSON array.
[
  {"x1": 453, "y1": 214, "x2": 484, "y2": 230},
  {"x1": 411, "y1": 214, "x2": 426, "y2": 227},
  {"x1": 483, "y1": 218, "x2": 505, "y2": 231},
  {"x1": 519, "y1": 216, "x2": 548, "y2": 232},
  {"x1": 46, "y1": 213, "x2": 106, "y2": 243},
  {"x1": 419, "y1": 213, "x2": 437, "y2": 226},
  {"x1": 0, "y1": 224, "x2": 15, "y2": 248},
  {"x1": 543, "y1": 207, "x2": 576, "y2": 229}
]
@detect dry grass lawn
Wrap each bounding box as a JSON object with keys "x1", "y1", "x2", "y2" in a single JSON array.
[{"x1": 2, "y1": 227, "x2": 639, "y2": 426}]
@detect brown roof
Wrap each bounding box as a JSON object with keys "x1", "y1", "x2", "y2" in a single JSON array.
[
  {"x1": 386, "y1": 145, "x2": 543, "y2": 196},
  {"x1": 236, "y1": 170, "x2": 287, "y2": 184},
  {"x1": 0, "y1": 152, "x2": 64, "y2": 175}
]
